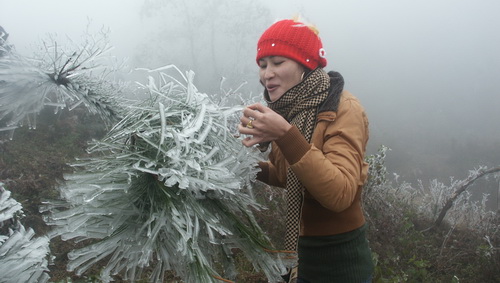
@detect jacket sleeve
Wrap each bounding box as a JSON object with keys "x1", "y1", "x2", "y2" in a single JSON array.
[
  {"x1": 256, "y1": 145, "x2": 288, "y2": 188},
  {"x1": 275, "y1": 96, "x2": 369, "y2": 212}
]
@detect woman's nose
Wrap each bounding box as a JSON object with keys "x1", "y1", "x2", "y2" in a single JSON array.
[{"x1": 264, "y1": 67, "x2": 275, "y2": 79}]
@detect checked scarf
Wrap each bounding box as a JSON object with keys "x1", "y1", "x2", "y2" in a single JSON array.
[{"x1": 265, "y1": 68, "x2": 344, "y2": 267}]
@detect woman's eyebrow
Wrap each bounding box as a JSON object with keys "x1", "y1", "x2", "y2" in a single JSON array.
[{"x1": 258, "y1": 56, "x2": 276, "y2": 63}]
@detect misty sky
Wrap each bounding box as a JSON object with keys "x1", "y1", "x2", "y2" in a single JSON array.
[{"x1": 2, "y1": 0, "x2": 500, "y2": 182}]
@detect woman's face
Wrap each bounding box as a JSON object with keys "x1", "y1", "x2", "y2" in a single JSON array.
[{"x1": 258, "y1": 56, "x2": 305, "y2": 102}]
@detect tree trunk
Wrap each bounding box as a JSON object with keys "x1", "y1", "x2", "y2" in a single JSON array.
[{"x1": 432, "y1": 166, "x2": 500, "y2": 229}]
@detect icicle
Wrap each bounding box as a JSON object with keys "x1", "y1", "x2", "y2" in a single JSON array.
[
  {"x1": 0, "y1": 126, "x2": 18, "y2": 132},
  {"x1": 181, "y1": 102, "x2": 206, "y2": 137},
  {"x1": 68, "y1": 99, "x2": 85, "y2": 111},
  {"x1": 194, "y1": 115, "x2": 213, "y2": 144},
  {"x1": 200, "y1": 146, "x2": 219, "y2": 163},
  {"x1": 158, "y1": 102, "x2": 166, "y2": 148}
]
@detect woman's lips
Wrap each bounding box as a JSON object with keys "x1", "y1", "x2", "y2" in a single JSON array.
[{"x1": 266, "y1": 84, "x2": 278, "y2": 93}]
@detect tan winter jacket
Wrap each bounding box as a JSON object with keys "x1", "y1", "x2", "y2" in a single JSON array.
[{"x1": 257, "y1": 90, "x2": 369, "y2": 236}]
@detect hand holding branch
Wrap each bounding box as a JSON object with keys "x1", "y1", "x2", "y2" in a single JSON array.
[{"x1": 238, "y1": 103, "x2": 291, "y2": 147}]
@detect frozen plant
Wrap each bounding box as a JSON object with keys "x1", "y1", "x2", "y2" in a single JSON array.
[
  {"x1": 364, "y1": 145, "x2": 390, "y2": 194},
  {"x1": 0, "y1": 183, "x2": 22, "y2": 223},
  {"x1": 42, "y1": 66, "x2": 285, "y2": 283},
  {"x1": 0, "y1": 28, "x2": 126, "y2": 138},
  {"x1": 0, "y1": 183, "x2": 51, "y2": 283},
  {"x1": 363, "y1": 145, "x2": 418, "y2": 227}
]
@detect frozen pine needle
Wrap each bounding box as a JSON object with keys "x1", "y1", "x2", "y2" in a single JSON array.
[
  {"x1": 0, "y1": 183, "x2": 51, "y2": 283},
  {"x1": 0, "y1": 30, "x2": 126, "y2": 136},
  {"x1": 42, "y1": 67, "x2": 285, "y2": 283}
]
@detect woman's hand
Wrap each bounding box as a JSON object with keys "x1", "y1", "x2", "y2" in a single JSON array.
[{"x1": 238, "y1": 103, "x2": 292, "y2": 147}]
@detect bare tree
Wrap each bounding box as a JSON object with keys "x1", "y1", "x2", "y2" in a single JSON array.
[{"x1": 431, "y1": 166, "x2": 500, "y2": 229}]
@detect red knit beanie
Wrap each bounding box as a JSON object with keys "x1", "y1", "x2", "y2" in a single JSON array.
[{"x1": 256, "y1": 19, "x2": 327, "y2": 70}]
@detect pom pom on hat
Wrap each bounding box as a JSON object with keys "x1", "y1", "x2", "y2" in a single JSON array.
[{"x1": 256, "y1": 18, "x2": 327, "y2": 70}]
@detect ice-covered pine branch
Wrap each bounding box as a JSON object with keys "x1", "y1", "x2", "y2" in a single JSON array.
[
  {"x1": 0, "y1": 28, "x2": 126, "y2": 138},
  {"x1": 0, "y1": 183, "x2": 50, "y2": 283},
  {"x1": 42, "y1": 66, "x2": 285, "y2": 283}
]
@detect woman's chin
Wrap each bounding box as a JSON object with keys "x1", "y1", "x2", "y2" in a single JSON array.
[{"x1": 268, "y1": 90, "x2": 284, "y2": 102}]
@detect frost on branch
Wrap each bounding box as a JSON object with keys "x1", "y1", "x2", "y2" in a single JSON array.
[
  {"x1": 41, "y1": 66, "x2": 285, "y2": 283},
  {"x1": 0, "y1": 183, "x2": 50, "y2": 283},
  {"x1": 0, "y1": 29, "x2": 126, "y2": 138}
]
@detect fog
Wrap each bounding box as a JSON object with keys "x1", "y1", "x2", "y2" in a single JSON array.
[{"x1": 2, "y1": 0, "x2": 499, "y2": 198}]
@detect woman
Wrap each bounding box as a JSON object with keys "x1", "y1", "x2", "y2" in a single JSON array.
[{"x1": 238, "y1": 18, "x2": 374, "y2": 283}]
